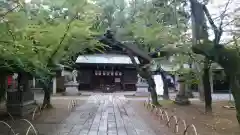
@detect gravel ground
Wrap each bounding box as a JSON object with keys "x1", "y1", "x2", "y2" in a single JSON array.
[{"x1": 130, "y1": 101, "x2": 175, "y2": 135}]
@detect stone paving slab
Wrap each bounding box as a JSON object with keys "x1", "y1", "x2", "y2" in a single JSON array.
[
  {"x1": 54, "y1": 94, "x2": 157, "y2": 135},
  {"x1": 0, "y1": 94, "x2": 157, "y2": 135}
]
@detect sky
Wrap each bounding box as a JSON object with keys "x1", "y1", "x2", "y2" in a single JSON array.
[{"x1": 206, "y1": 0, "x2": 240, "y2": 43}]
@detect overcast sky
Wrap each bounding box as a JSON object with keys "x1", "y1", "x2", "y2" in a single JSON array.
[{"x1": 206, "y1": 0, "x2": 240, "y2": 43}]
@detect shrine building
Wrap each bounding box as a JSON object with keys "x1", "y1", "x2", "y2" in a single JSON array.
[{"x1": 75, "y1": 45, "x2": 140, "y2": 92}]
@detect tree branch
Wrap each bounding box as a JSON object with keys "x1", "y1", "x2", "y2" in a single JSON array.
[
  {"x1": 47, "y1": 13, "x2": 78, "y2": 65},
  {"x1": 222, "y1": 18, "x2": 237, "y2": 28},
  {"x1": 0, "y1": 40, "x2": 12, "y2": 44},
  {"x1": 218, "y1": 0, "x2": 231, "y2": 29},
  {"x1": 225, "y1": 36, "x2": 240, "y2": 45},
  {"x1": 126, "y1": 49, "x2": 141, "y2": 73},
  {"x1": 5, "y1": 23, "x2": 16, "y2": 42},
  {"x1": 215, "y1": 0, "x2": 231, "y2": 44},
  {"x1": 202, "y1": 0, "x2": 231, "y2": 45},
  {"x1": 0, "y1": 5, "x2": 20, "y2": 19},
  {"x1": 202, "y1": 5, "x2": 219, "y2": 37}
]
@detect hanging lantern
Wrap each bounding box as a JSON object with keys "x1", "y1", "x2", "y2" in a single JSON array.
[
  {"x1": 111, "y1": 71, "x2": 114, "y2": 76},
  {"x1": 103, "y1": 71, "x2": 106, "y2": 76},
  {"x1": 99, "y1": 71, "x2": 101, "y2": 75},
  {"x1": 119, "y1": 72, "x2": 122, "y2": 76},
  {"x1": 115, "y1": 71, "x2": 118, "y2": 76},
  {"x1": 107, "y1": 71, "x2": 110, "y2": 76},
  {"x1": 95, "y1": 70, "x2": 97, "y2": 75}
]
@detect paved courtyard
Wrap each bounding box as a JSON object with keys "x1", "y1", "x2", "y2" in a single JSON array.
[
  {"x1": 1, "y1": 89, "x2": 234, "y2": 135},
  {"x1": 1, "y1": 94, "x2": 156, "y2": 135},
  {"x1": 57, "y1": 95, "x2": 156, "y2": 135}
]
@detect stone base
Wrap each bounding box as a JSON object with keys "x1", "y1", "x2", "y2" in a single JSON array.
[
  {"x1": 174, "y1": 94, "x2": 190, "y2": 105},
  {"x1": 135, "y1": 83, "x2": 149, "y2": 97},
  {"x1": 31, "y1": 87, "x2": 43, "y2": 91},
  {"x1": 7, "y1": 100, "x2": 36, "y2": 117},
  {"x1": 186, "y1": 91, "x2": 194, "y2": 98},
  {"x1": 134, "y1": 92, "x2": 150, "y2": 97}
]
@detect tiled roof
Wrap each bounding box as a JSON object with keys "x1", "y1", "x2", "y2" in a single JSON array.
[{"x1": 75, "y1": 54, "x2": 140, "y2": 64}]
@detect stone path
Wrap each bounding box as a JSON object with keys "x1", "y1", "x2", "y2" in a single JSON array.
[
  {"x1": 0, "y1": 94, "x2": 157, "y2": 135},
  {"x1": 29, "y1": 94, "x2": 154, "y2": 135},
  {"x1": 53, "y1": 94, "x2": 156, "y2": 135}
]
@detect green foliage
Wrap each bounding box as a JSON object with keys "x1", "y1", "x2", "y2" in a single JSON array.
[
  {"x1": 0, "y1": 0, "x2": 101, "y2": 85},
  {"x1": 0, "y1": 0, "x2": 199, "y2": 86}
]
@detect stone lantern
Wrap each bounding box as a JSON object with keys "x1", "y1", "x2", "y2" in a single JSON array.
[
  {"x1": 6, "y1": 72, "x2": 36, "y2": 116},
  {"x1": 174, "y1": 74, "x2": 190, "y2": 105}
]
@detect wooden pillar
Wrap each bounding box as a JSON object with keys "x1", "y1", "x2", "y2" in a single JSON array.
[{"x1": 52, "y1": 77, "x2": 57, "y2": 95}]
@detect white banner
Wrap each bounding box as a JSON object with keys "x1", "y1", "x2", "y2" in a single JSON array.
[{"x1": 153, "y1": 75, "x2": 164, "y2": 96}]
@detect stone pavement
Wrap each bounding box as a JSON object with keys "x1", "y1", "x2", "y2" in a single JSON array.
[
  {"x1": 36, "y1": 94, "x2": 156, "y2": 135},
  {"x1": 64, "y1": 94, "x2": 155, "y2": 135}
]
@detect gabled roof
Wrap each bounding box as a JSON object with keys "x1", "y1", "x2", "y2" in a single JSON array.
[{"x1": 75, "y1": 54, "x2": 140, "y2": 64}]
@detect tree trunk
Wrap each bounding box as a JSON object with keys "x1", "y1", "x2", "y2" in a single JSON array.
[
  {"x1": 203, "y1": 59, "x2": 212, "y2": 113},
  {"x1": 98, "y1": 30, "x2": 159, "y2": 105},
  {"x1": 229, "y1": 75, "x2": 240, "y2": 124},
  {"x1": 148, "y1": 85, "x2": 159, "y2": 105},
  {"x1": 192, "y1": 43, "x2": 240, "y2": 124},
  {"x1": 43, "y1": 89, "x2": 51, "y2": 108},
  {"x1": 194, "y1": 62, "x2": 205, "y2": 101},
  {"x1": 0, "y1": 73, "x2": 7, "y2": 101},
  {"x1": 160, "y1": 72, "x2": 169, "y2": 99},
  {"x1": 41, "y1": 78, "x2": 52, "y2": 108},
  {"x1": 198, "y1": 76, "x2": 205, "y2": 101},
  {"x1": 127, "y1": 50, "x2": 159, "y2": 105},
  {"x1": 147, "y1": 77, "x2": 159, "y2": 105},
  {"x1": 190, "y1": 0, "x2": 240, "y2": 123}
]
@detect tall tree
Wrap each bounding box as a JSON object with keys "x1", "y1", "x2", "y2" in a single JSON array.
[
  {"x1": 190, "y1": 0, "x2": 240, "y2": 123},
  {"x1": 0, "y1": 0, "x2": 101, "y2": 107}
]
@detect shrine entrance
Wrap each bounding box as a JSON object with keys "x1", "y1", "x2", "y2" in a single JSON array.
[
  {"x1": 75, "y1": 54, "x2": 139, "y2": 92},
  {"x1": 93, "y1": 69, "x2": 122, "y2": 91}
]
